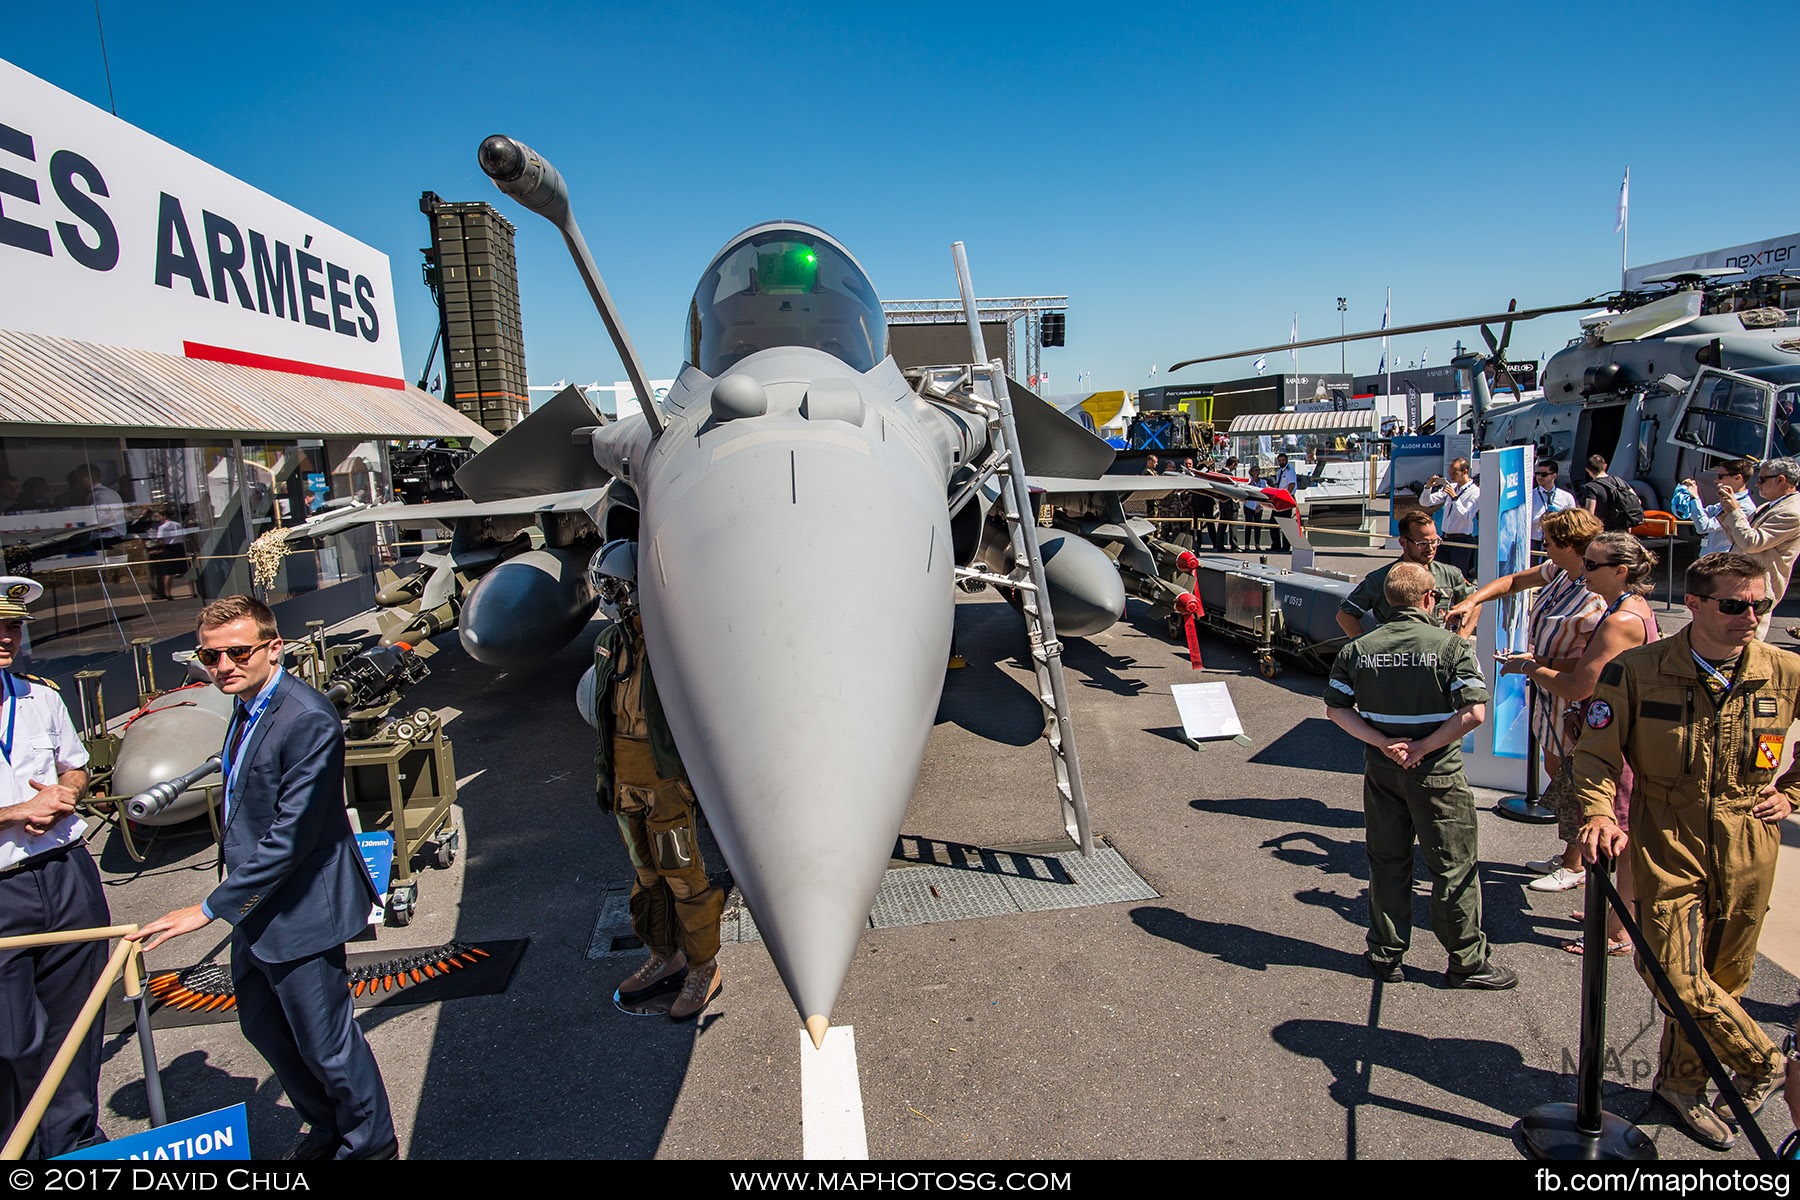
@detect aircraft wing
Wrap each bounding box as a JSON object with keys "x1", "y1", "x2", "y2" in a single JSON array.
[
  {"x1": 282, "y1": 487, "x2": 610, "y2": 538},
  {"x1": 1028, "y1": 474, "x2": 1296, "y2": 510}
]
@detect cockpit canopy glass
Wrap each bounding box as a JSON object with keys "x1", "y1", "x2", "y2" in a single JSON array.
[{"x1": 686, "y1": 225, "x2": 887, "y2": 376}]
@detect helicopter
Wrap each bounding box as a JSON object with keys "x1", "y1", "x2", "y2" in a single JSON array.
[{"x1": 1172, "y1": 269, "x2": 1800, "y2": 515}]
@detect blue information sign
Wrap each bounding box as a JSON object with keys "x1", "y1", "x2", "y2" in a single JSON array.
[{"x1": 57, "y1": 1104, "x2": 250, "y2": 1160}]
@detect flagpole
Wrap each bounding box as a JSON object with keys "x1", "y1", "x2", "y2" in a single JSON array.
[
  {"x1": 1618, "y1": 166, "x2": 1630, "y2": 292},
  {"x1": 1384, "y1": 286, "x2": 1392, "y2": 415}
]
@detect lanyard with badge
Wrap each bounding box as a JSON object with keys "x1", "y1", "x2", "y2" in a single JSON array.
[
  {"x1": 0, "y1": 672, "x2": 15, "y2": 766},
  {"x1": 221, "y1": 683, "x2": 278, "y2": 814}
]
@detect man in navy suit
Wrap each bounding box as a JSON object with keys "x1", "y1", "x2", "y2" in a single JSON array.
[{"x1": 133, "y1": 596, "x2": 395, "y2": 1160}]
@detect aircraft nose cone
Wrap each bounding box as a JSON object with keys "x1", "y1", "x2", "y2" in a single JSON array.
[{"x1": 639, "y1": 429, "x2": 954, "y2": 1025}]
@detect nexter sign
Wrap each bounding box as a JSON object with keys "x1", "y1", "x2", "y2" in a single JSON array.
[
  {"x1": 1624, "y1": 232, "x2": 1800, "y2": 291},
  {"x1": 0, "y1": 57, "x2": 403, "y2": 388}
]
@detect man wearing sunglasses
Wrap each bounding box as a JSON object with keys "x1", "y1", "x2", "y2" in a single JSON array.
[
  {"x1": 132, "y1": 595, "x2": 395, "y2": 1160},
  {"x1": 1674, "y1": 459, "x2": 1756, "y2": 557},
  {"x1": 1529, "y1": 462, "x2": 1577, "y2": 553},
  {"x1": 1717, "y1": 457, "x2": 1800, "y2": 638},
  {"x1": 1571, "y1": 553, "x2": 1800, "y2": 1150},
  {"x1": 1336, "y1": 509, "x2": 1478, "y2": 640}
]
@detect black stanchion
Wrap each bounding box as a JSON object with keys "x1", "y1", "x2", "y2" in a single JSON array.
[
  {"x1": 1498, "y1": 681, "x2": 1557, "y2": 823},
  {"x1": 1520, "y1": 854, "x2": 1656, "y2": 1160}
]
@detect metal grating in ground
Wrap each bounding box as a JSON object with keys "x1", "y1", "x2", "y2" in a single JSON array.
[{"x1": 587, "y1": 840, "x2": 1157, "y2": 954}]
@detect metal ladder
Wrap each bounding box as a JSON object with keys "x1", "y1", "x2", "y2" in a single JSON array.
[{"x1": 948, "y1": 242, "x2": 1094, "y2": 856}]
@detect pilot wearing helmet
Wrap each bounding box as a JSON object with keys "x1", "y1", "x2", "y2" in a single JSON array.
[{"x1": 590, "y1": 540, "x2": 725, "y2": 1021}]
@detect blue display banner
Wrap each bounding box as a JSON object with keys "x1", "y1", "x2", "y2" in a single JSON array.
[
  {"x1": 1389, "y1": 435, "x2": 1445, "y2": 535},
  {"x1": 358, "y1": 831, "x2": 394, "y2": 896},
  {"x1": 1491, "y1": 446, "x2": 1530, "y2": 758},
  {"x1": 57, "y1": 1104, "x2": 250, "y2": 1160}
]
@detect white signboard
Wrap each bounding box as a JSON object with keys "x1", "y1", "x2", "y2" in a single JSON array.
[
  {"x1": 0, "y1": 58, "x2": 404, "y2": 387},
  {"x1": 1624, "y1": 232, "x2": 1800, "y2": 290},
  {"x1": 1171, "y1": 682, "x2": 1245, "y2": 742}
]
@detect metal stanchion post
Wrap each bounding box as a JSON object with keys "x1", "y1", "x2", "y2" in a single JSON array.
[
  {"x1": 1519, "y1": 854, "x2": 1655, "y2": 1160},
  {"x1": 1498, "y1": 680, "x2": 1557, "y2": 823}
]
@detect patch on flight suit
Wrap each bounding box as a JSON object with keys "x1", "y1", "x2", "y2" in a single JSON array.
[
  {"x1": 1756, "y1": 734, "x2": 1785, "y2": 770},
  {"x1": 596, "y1": 644, "x2": 612, "y2": 660},
  {"x1": 1640, "y1": 701, "x2": 1682, "y2": 721},
  {"x1": 1586, "y1": 700, "x2": 1614, "y2": 729},
  {"x1": 1599, "y1": 662, "x2": 1624, "y2": 687},
  {"x1": 1756, "y1": 697, "x2": 1779, "y2": 718}
]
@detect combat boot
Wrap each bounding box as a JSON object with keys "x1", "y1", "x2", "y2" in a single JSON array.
[
  {"x1": 669, "y1": 957, "x2": 722, "y2": 1022},
  {"x1": 617, "y1": 949, "x2": 686, "y2": 1002},
  {"x1": 1714, "y1": 1059, "x2": 1787, "y2": 1125},
  {"x1": 1656, "y1": 1081, "x2": 1735, "y2": 1151}
]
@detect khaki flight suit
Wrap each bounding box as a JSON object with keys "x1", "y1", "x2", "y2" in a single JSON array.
[
  {"x1": 1326, "y1": 608, "x2": 1492, "y2": 971},
  {"x1": 1569, "y1": 628, "x2": 1800, "y2": 1093},
  {"x1": 595, "y1": 618, "x2": 724, "y2": 964}
]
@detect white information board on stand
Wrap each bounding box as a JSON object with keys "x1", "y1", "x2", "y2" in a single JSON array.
[{"x1": 1172, "y1": 682, "x2": 1249, "y2": 745}]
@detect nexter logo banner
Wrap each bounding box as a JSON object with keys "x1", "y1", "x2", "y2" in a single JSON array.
[{"x1": 0, "y1": 57, "x2": 403, "y2": 387}]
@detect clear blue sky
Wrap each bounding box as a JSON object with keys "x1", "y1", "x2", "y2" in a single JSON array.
[{"x1": 9, "y1": 1, "x2": 1797, "y2": 396}]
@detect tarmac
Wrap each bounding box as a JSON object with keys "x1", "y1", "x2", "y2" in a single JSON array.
[{"x1": 80, "y1": 538, "x2": 1800, "y2": 1161}]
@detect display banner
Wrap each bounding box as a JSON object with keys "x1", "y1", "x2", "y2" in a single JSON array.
[
  {"x1": 0, "y1": 58, "x2": 404, "y2": 386},
  {"x1": 57, "y1": 1104, "x2": 250, "y2": 1160},
  {"x1": 1464, "y1": 445, "x2": 1533, "y2": 791},
  {"x1": 1388, "y1": 435, "x2": 1444, "y2": 535}
]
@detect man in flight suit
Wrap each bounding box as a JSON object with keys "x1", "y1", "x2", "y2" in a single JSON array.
[
  {"x1": 1574, "y1": 551, "x2": 1799, "y2": 1150},
  {"x1": 591, "y1": 540, "x2": 726, "y2": 1022},
  {"x1": 1336, "y1": 509, "x2": 1477, "y2": 639},
  {"x1": 1325, "y1": 562, "x2": 1516, "y2": 989}
]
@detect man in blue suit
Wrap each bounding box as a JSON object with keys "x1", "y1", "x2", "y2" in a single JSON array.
[{"x1": 133, "y1": 596, "x2": 395, "y2": 1160}]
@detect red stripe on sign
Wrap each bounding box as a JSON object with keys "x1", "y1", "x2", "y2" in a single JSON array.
[{"x1": 183, "y1": 342, "x2": 406, "y2": 390}]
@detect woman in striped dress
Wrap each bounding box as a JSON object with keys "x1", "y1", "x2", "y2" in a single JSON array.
[{"x1": 1444, "y1": 509, "x2": 1607, "y2": 885}]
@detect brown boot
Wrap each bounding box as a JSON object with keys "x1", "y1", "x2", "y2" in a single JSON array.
[
  {"x1": 668, "y1": 958, "x2": 721, "y2": 1022},
  {"x1": 617, "y1": 950, "x2": 686, "y2": 1002}
]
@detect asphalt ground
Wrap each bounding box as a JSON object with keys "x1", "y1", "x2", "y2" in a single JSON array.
[{"x1": 80, "y1": 542, "x2": 1800, "y2": 1163}]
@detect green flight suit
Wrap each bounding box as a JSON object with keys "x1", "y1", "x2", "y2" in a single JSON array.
[
  {"x1": 593, "y1": 616, "x2": 723, "y2": 963},
  {"x1": 1339, "y1": 558, "x2": 1473, "y2": 633},
  {"x1": 1326, "y1": 609, "x2": 1492, "y2": 971},
  {"x1": 1568, "y1": 630, "x2": 1800, "y2": 1093}
]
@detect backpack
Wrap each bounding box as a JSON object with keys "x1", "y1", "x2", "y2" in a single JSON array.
[{"x1": 1594, "y1": 475, "x2": 1645, "y2": 531}]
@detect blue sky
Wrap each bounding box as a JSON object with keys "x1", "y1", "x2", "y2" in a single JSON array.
[{"x1": 9, "y1": 1, "x2": 1797, "y2": 396}]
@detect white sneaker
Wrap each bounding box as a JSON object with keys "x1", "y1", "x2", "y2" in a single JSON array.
[
  {"x1": 1527, "y1": 867, "x2": 1586, "y2": 892},
  {"x1": 1524, "y1": 857, "x2": 1562, "y2": 875}
]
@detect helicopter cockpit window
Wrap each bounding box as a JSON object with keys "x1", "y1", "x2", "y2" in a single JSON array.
[
  {"x1": 686, "y1": 227, "x2": 889, "y2": 377},
  {"x1": 1772, "y1": 387, "x2": 1800, "y2": 459},
  {"x1": 1674, "y1": 374, "x2": 1772, "y2": 461}
]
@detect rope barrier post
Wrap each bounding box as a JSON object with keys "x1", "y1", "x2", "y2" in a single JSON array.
[
  {"x1": 123, "y1": 941, "x2": 167, "y2": 1128},
  {"x1": 1498, "y1": 680, "x2": 1556, "y2": 823},
  {"x1": 1519, "y1": 854, "x2": 1656, "y2": 1160}
]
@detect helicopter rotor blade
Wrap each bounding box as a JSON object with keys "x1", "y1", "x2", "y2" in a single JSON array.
[{"x1": 1170, "y1": 298, "x2": 1598, "y2": 372}]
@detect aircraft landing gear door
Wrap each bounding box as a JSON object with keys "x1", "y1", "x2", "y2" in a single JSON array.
[{"x1": 1668, "y1": 369, "x2": 1780, "y2": 462}]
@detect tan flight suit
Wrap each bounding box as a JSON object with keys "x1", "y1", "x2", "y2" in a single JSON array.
[
  {"x1": 1568, "y1": 628, "x2": 1800, "y2": 1093},
  {"x1": 596, "y1": 618, "x2": 723, "y2": 964}
]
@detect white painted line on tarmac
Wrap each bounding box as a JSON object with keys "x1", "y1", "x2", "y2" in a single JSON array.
[{"x1": 801, "y1": 1025, "x2": 869, "y2": 1160}]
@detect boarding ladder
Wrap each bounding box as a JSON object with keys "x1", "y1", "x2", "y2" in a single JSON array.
[{"x1": 945, "y1": 242, "x2": 1094, "y2": 856}]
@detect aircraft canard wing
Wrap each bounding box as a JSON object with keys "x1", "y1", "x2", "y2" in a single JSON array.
[
  {"x1": 453, "y1": 384, "x2": 613, "y2": 503},
  {"x1": 1007, "y1": 376, "x2": 1117, "y2": 479}
]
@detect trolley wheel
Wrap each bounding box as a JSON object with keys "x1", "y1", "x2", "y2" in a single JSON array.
[
  {"x1": 433, "y1": 828, "x2": 460, "y2": 870},
  {"x1": 385, "y1": 884, "x2": 417, "y2": 927},
  {"x1": 1258, "y1": 655, "x2": 1281, "y2": 679},
  {"x1": 1165, "y1": 614, "x2": 1186, "y2": 642}
]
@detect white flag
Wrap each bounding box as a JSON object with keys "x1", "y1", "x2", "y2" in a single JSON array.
[
  {"x1": 1421, "y1": 348, "x2": 1429, "y2": 368},
  {"x1": 1615, "y1": 168, "x2": 1630, "y2": 234},
  {"x1": 1253, "y1": 355, "x2": 1267, "y2": 376},
  {"x1": 1148, "y1": 364, "x2": 1157, "y2": 380},
  {"x1": 1289, "y1": 314, "x2": 1299, "y2": 370}
]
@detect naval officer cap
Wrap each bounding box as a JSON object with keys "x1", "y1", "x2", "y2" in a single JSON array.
[{"x1": 0, "y1": 576, "x2": 44, "y2": 621}]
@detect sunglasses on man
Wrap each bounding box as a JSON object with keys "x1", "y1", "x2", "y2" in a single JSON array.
[
  {"x1": 1697, "y1": 595, "x2": 1775, "y2": 617},
  {"x1": 194, "y1": 640, "x2": 274, "y2": 667}
]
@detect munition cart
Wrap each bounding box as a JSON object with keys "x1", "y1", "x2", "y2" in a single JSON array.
[{"x1": 1176, "y1": 554, "x2": 1356, "y2": 678}]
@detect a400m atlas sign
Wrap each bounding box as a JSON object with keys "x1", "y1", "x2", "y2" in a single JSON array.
[{"x1": 0, "y1": 57, "x2": 403, "y2": 388}]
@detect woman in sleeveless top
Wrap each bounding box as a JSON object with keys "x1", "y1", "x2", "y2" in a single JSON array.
[
  {"x1": 1445, "y1": 509, "x2": 1607, "y2": 885},
  {"x1": 1499, "y1": 531, "x2": 1661, "y2": 954}
]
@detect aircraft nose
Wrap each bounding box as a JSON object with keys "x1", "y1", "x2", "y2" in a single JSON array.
[{"x1": 638, "y1": 430, "x2": 955, "y2": 1027}]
